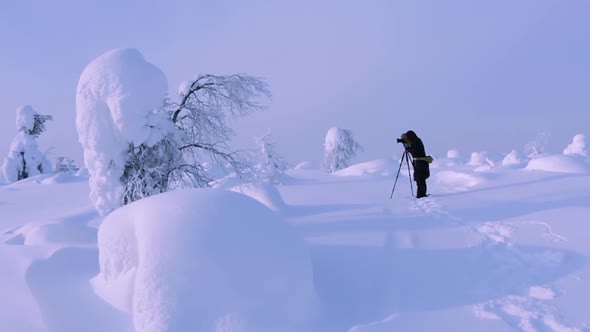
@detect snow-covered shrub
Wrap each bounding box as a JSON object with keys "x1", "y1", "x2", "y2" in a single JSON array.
[
  {"x1": 524, "y1": 131, "x2": 551, "y2": 157},
  {"x1": 53, "y1": 156, "x2": 80, "y2": 174},
  {"x1": 92, "y1": 188, "x2": 316, "y2": 332},
  {"x1": 468, "y1": 151, "x2": 495, "y2": 167},
  {"x1": 253, "y1": 131, "x2": 288, "y2": 184},
  {"x1": 563, "y1": 134, "x2": 587, "y2": 157},
  {"x1": 2, "y1": 105, "x2": 53, "y2": 182},
  {"x1": 502, "y1": 149, "x2": 525, "y2": 167},
  {"x1": 321, "y1": 127, "x2": 362, "y2": 173},
  {"x1": 76, "y1": 48, "x2": 178, "y2": 215}
]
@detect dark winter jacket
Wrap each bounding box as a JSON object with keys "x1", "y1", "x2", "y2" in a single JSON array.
[{"x1": 403, "y1": 130, "x2": 430, "y2": 180}]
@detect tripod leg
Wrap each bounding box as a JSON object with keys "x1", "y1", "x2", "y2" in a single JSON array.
[
  {"x1": 389, "y1": 153, "x2": 406, "y2": 199},
  {"x1": 406, "y1": 153, "x2": 414, "y2": 197}
]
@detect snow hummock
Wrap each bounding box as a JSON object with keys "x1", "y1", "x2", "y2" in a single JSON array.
[
  {"x1": 333, "y1": 158, "x2": 395, "y2": 177},
  {"x1": 563, "y1": 134, "x2": 587, "y2": 157},
  {"x1": 75, "y1": 48, "x2": 169, "y2": 215},
  {"x1": 468, "y1": 151, "x2": 495, "y2": 167},
  {"x1": 92, "y1": 188, "x2": 316, "y2": 332},
  {"x1": 525, "y1": 154, "x2": 590, "y2": 174},
  {"x1": 434, "y1": 170, "x2": 485, "y2": 192},
  {"x1": 230, "y1": 182, "x2": 287, "y2": 212}
]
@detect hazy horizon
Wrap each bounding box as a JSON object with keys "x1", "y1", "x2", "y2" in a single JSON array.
[{"x1": 2, "y1": 0, "x2": 589, "y2": 167}]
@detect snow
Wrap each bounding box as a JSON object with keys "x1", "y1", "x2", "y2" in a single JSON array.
[
  {"x1": 75, "y1": 48, "x2": 169, "y2": 215},
  {"x1": 333, "y1": 158, "x2": 395, "y2": 177},
  {"x1": 2, "y1": 152, "x2": 590, "y2": 332},
  {"x1": 92, "y1": 188, "x2": 315, "y2": 332},
  {"x1": 524, "y1": 154, "x2": 590, "y2": 174},
  {"x1": 563, "y1": 134, "x2": 587, "y2": 157}
]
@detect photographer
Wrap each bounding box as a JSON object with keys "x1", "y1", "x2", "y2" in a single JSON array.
[{"x1": 398, "y1": 130, "x2": 430, "y2": 198}]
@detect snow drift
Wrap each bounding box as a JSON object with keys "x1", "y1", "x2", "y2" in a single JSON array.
[
  {"x1": 333, "y1": 158, "x2": 395, "y2": 177},
  {"x1": 563, "y1": 134, "x2": 587, "y2": 157},
  {"x1": 525, "y1": 154, "x2": 590, "y2": 174},
  {"x1": 75, "y1": 48, "x2": 169, "y2": 215},
  {"x1": 92, "y1": 188, "x2": 316, "y2": 332}
]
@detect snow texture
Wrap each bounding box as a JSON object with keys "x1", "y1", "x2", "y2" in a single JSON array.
[
  {"x1": 2, "y1": 105, "x2": 52, "y2": 182},
  {"x1": 75, "y1": 48, "x2": 169, "y2": 215},
  {"x1": 92, "y1": 188, "x2": 316, "y2": 332},
  {"x1": 563, "y1": 134, "x2": 587, "y2": 157}
]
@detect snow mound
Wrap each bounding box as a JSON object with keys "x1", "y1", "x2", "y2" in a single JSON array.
[
  {"x1": 76, "y1": 48, "x2": 169, "y2": 215},
  {"x1": 24, "y1": 223, "x2": 96, "y2": 245},
  {"x1": 294, "y1": 161, "x2": 314, "y2": 170},
  {"x1": 40, "y1": 172, "x2": 87, "y2": 184},
  {"x1": 230, "y1": 182, "x2": 287, "y2": 212},
  {"x1": 333, "y1": 159, "x2": 395, "y2": 177},
  {"x1": 434, "y1": 170, "x2": 485, "y2": 192},
  {"x1": 563, "y1": 134, "x2": 587, "y2": 157},
  {"x1": 92, "y1": 188, "x2": 316, "y2": 332},
  {"x1": 525, "y1": 154, "x2": 590, "y2": 174}
]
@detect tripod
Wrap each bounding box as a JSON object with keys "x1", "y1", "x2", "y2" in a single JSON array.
[{"x1": 389, "y1": 150, "x2": 414, "y2": 199}]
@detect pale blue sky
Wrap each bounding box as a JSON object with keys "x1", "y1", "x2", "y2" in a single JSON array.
[{"x1": 1, "y1": 0, "x2": 589, "y2": 166}]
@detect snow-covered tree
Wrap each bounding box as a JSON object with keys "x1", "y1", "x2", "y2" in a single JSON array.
[
  {"x1": 253, "y1": 131, "x2": 288, "y2": 184},
  {"x1": 169, "y1": 73, "x2": 271, "y2": 187},
  {"x1": 53, "y1": 156, "x2": 80, "y2": 174},
  {"x1": 2, "y1": 105, "x2": 53, "y2": 182},
  {"x1": 524, "y1": 131, "x2": 551, "y2": 157},
  {"x1": 321, "y1": 127, "x2": 362, "y2": 172},
  {"x1": 76, "y1": 48, "x2": 179, "y2": 215},
  {"x1": 76, "y1": 48, "x2": 270, "y2": 215},
  {"x1": 563, "y1": 134, "x2": 587, "y2": 157}
]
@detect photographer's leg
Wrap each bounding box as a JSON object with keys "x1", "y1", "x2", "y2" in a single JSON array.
[{"x1": 416, "y1": 177, "x2": 427, "y2": 198}]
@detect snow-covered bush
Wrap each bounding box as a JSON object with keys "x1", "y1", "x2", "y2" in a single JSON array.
[
  {"x1": 253, "y1": 131, "x2": 288, "y2": 184},
  {"x1": 563, "y1": 134, "x2": 587, "y2": 157},
  {"x1": 76, "y1": 48, "x2": 177, "y2": 215},
  {"x1": 468, "y1": 151, "x2": 495, "y2": 167},
  {"x1": 2, "y1": 105, "x2": 53, "y2": 182},
  {"x1": 524, "y1": 131, "x2": 551, "y2": 157},
  {"x1": 53, "y1": 156, "x2": 80, "y2": 174},
  {"x1": 321, "y1": 127, "x2": 362, "y2": 173},
  {"x1": 92, "y1": 188, "x2": 316, "y2": 332},
  {"x1": 502, "y1": 149, "x2": 525, "y2": 167}
]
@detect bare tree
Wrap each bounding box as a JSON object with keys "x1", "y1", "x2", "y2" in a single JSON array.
[{"x1": 167, "y1": 74, "x2": 271, "y2": 187}]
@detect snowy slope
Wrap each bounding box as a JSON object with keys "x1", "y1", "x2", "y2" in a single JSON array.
[{"x1": 1, "y1": 157, "x2": 589, "y2": 332}]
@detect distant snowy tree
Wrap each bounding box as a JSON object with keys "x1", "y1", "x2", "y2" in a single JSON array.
[
  {"x1": 53, "y1": 156, "x2": 80, "y2": 174},
  {"x1": 563, "y1": 134, "x2": 587, "y2": 157},
  {"x1": 321, "y1": 127, "x2": 362, "y2": 172},
  {"x1": 524, "y1": 131, "x2": 551, "y2": 157},
  {"x1": 253, "y1": 131, "x2": 288, "y2": 184},
  {"x1": 2, "y1": 105, "x2": 53, "y2": 182},
  {"x1": 170, "y1": 74, "x2": 271, "y2": 187},
  {"x1": 76, "y1": 48, "x2": 270, "y2": 215}
]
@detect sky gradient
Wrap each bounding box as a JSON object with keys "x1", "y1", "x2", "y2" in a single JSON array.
[{"x1": 1, "y1": 0, "x2": 589, "y2": 167}]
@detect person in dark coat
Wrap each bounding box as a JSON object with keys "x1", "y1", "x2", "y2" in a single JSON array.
[{"x1": 401, "y1": 130, "x2": 430, "y2": 198}]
